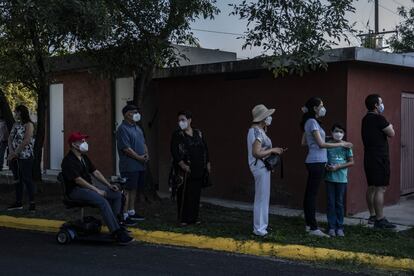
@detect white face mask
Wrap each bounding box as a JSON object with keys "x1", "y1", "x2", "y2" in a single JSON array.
[
  {"x1": 178, "y1": 120, "x2": 188, "y2": 130},
  {"x1": 318, "y1": 107, "x2": 327, "y2": 117},
  {"x1": 378, "y1": 103, "x2": 385, "y2": 113},
  {"x1": 132, "y1": 113, "x2": 141, "y2": 122},
  {"x1": 79, "y1": 142, "x2": 89, "y2": 153},
  {"x1": 264, "y1": 116, "x2": 272, "y2": 126},
  {"x1": 333, "y1": 132, "x2": 344, "y2": 141}
]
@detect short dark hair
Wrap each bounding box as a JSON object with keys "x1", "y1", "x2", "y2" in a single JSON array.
[
  {"x1": 331, "y1": 123, "x2": 346, "y2": 133},
  {"x1": 177, "y1": 110, "x2": 192, "y2": 119},
  {"x1": 365, "y1": 94, "x2": 381, "y2": 111}
]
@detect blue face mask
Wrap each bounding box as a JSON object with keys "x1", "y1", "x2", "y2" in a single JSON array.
[{"x1": 378, "y1": 103, "x2": 385, "y2": 113}]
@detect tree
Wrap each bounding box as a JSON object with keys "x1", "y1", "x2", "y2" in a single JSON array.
[
  {"x1": 230, "y1": 0, "x2": 356, "y2": 77},
  {"x1": 72, "y1": 0, "x2": 220, "y2": 107},
  {"x1": 0, "y1": 0, "x2": 75, "y2": 180},
  {"x1": 389, "y1": 1, "x2": 414, "y2": 53}
]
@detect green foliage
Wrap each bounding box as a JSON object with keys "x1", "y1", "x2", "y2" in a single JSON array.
[
  {"x1": 0, "y1": 83, "x2": 37, "y2": 112},
  {"x1": 230, "y1": 0, "x2": 356, "y2": 77},
  {"x1": 389, "y1": 1, "x2": 414, "y2": 53}
]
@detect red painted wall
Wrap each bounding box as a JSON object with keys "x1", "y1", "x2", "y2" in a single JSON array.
[
  {"x1": 155, "y1": 64, "x2": 348, "y2": 211},
  {"x1": 53, "y1": 72, "x2": 113, "y2": 175},
  {"x1": 346, "y1": 63, "x2": 414, "y2": 213}
]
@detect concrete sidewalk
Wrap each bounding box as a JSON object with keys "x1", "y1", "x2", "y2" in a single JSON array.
[{"x1": 200, "y1": 196, "x2": 413, "y2": 231}]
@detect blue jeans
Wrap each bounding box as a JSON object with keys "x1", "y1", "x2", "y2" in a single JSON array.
[
  {"x1": 69, "y1": 186, "x2": 122, "y2": 233},
  {"x1": 326, "y1": 181, "x2": 347, "y2": 230}
]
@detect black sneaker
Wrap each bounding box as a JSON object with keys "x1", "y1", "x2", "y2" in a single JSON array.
[
  {"x1": 114, "y1": 229, "x2": 134, "y2": 245},
  {"x1": 29, "y1": 203, "x2": 36, "y2": 212},
  {"x1": 7, "y1": 203, "x2": 23, "y2": 211},
  {"x1": 368, "y1": 215, "x2": 376, "y2": 225},
  {"x1": 123, "y1": 217, "x2": 138, "y2": 226},
  {"x1": 129, "y1": 213, "x2": 145, "y2": 221},
  {"x1": 374, "y1": 218, "x2": 396, "y2": 229}
]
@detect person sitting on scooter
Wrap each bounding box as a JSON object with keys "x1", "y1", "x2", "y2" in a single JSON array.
[{"x1": 61, "y1": 132, "x2": 133, "y2": 244}]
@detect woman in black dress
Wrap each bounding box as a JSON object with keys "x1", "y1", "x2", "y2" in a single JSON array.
[{"x1": 170, "y1": 110, "x2": 210, "y2": 226}]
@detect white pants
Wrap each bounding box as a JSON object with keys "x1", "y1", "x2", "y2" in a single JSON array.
[{"x1": 251, "y1": 167, "x2": 271, "y2": 235}]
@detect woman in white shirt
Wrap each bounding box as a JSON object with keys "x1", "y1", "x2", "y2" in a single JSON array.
[{"x1": 247, "y1": 104, "x2": 286, "y2": 236}]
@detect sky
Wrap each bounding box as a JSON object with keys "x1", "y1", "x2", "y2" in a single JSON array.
[{"x1": 190, "y1": 0, "x2": 414, "y2": 59}]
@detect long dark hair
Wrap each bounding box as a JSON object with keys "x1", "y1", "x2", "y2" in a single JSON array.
[
  {"x1": 15, "y1": 105, "x2": 33, "y2": 124},
  {"x1": 300, "y1": 97, "x2": 322, "y2": 131}
]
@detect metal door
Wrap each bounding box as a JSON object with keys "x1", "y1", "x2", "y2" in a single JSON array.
[{"x1": 401, "y1": 93, "x2": 414, "y2": 194}]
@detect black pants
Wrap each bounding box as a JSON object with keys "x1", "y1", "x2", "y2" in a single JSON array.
[
  {"x1": 304, "y1": 163, "x2": 326, "y2": 230},
  {"x1": 177, "y1": 177, "x2": 202, "y2": 224},
  {"x1": 15, "y1": 158, "x2": 35, "y2": 203}
]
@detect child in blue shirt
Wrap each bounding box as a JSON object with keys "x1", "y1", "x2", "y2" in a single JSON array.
[{"x1": 326, "y1": 124, "x2": 354, "y2": 237}]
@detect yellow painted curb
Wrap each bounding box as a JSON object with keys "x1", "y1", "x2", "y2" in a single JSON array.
[{"x1": 0, "y1": 215, "x2": 413, "y2": 271}]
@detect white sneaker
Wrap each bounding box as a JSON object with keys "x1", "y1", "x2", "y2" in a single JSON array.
[
  {"x1": 336, "y1": 229, "x2": 345, "y2": 237},
  {"x1": 328, "y1": 229, "x2": 336, "y2": 237},
  {"x1": 253, "y1": 230, "x2": 268, "y2": 237},
  {"x1": 309, "y1": 229, "x2": 330, "y2": 238}
]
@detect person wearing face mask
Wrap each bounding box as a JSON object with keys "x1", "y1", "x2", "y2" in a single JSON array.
[
  {"x1": 116, "y1": 104, "x2": 149, "y2": 226},
  {"x1": 7, "y1": 105, "x2": 35, "y2": 211},
  {"x1": 61, "y1": 132, "x2": 133, "y2": 244},
  {"x1": 325, "y1": 124, "x2": 354, "y2": 237},
  {"x1": 362, "y1": 94, "x2": 396, "y2": 229},
  {"x1": 300, "y1": 97, "x2": 353, "y2": 238},
  {"x1": 247, "y1": 104, "x2": 286, "y2": 236},
  {"x1": 170, "y1": 110, "x2": 210, "y2": 226}
]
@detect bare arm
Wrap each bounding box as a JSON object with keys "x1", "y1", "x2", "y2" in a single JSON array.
[
  {"x1": 93, "y1": 170, "x2": 118, "y2": 191},
  {"x1": 252, "y1": 140, "x2": 284, "y2": 159},
  {"x1": 123, "y1": 147, "x2": 146, "y2": 162},
  {"x1": 301, "y1": 133, "x2": 307, "y2": 146},
  {"x1": 312, "y1": 131, "x2": 352, "y2": 149},
  {"x1": 383, "y1": 124, "x2": 395, "y2": 137},
  {"x1": 328, "y1": 157, "x2": 354, "y2": 171}
]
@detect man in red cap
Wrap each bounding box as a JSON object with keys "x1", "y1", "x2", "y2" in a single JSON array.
[{"x1": 61, "y1": 132, "x2": 133, "y2": 244}]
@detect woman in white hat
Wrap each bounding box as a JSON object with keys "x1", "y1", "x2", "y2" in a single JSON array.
[{"x1": 247, "y1": 104, "x2": 286, "y2": 236}]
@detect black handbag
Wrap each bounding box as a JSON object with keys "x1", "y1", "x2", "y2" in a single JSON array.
[
  {"x1": 261, "y1": 154, "x2": 284, "y2": 178},
  {"x1": 263, "y1": 154, "x2": 280, "y2": 171}
]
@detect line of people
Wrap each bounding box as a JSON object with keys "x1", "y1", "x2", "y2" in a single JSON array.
[
  {"x1": 248, "y1": 94, "x2": 395, "y2": 238},
  {"x1": 4, "y1": 95, "x2": 395, "y2": 242}
]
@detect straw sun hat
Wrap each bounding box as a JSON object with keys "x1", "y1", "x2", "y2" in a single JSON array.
[{"x1": 252, "y1": 104, "x2": 275, "y2": 123}]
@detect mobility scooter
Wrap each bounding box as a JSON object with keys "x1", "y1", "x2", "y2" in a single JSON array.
[{"x1": 56, "y1": 173, "x2": 126, "y2": 245}]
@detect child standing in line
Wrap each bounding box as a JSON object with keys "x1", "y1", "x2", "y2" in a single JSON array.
[{"x1": 325, "y1": 124, "x2": 354, "y2": 237}]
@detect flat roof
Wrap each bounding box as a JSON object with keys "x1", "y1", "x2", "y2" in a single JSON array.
[
  {"x1": 51, "y1": 47, "x2": 414, "y2": 78},
  {"x1": 153, "y1": 47, "x2": 414, "y2": 79}
]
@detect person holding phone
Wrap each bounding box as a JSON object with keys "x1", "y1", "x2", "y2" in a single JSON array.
[{"x1": 247, "y1": 104, "x2": 286, "y2": 236}]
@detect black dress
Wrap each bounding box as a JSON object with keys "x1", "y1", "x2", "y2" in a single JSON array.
[{"x1": 170, "y1": 128, "x2": 209, "y2": 224}]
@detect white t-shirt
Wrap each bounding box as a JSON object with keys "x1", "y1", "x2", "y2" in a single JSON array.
[{"x1": 247, "y1": 127, "x2": 272, "y2": 170}]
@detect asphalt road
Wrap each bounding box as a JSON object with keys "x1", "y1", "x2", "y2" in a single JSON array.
[{"x1": 0, "y1": 227, "x2": 355, "y2": 276}]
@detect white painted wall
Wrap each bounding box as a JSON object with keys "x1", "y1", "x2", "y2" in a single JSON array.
[{"x1": 49, "y1": 84, "x2": 64, "y2": 171}]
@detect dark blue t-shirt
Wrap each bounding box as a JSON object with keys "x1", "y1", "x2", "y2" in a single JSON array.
[{"x1": 116, "y1": 121, "x2": 146, "y2": 172}]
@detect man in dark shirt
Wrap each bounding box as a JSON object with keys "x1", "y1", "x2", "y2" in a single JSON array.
[
  {"x1": 361, "y1": 94, "x2": 396, "y2": 229},
  {"x1": 61, "y1": 132, "x2": 133, "y2": 244}
]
